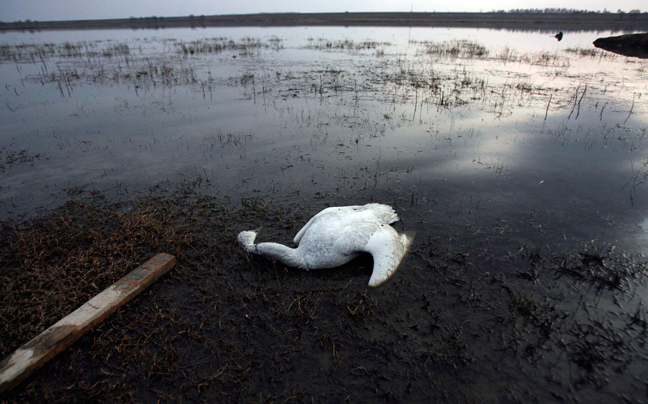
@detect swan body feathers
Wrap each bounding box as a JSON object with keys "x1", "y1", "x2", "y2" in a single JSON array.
[{"x1": 237, "y1": 203, "x2": 412, "y2": 287}]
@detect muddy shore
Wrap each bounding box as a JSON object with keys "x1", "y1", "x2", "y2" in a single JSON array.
[{"x1": 2, "y1": 189, "x2": 647, "y2": 403}]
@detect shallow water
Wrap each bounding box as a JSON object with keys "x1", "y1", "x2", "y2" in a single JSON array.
[
  {"x1": 2, "y1": 26, "x2": 648, "y2": 401},
  {"x1": 2, "y1": 27, "x2": 647, "y2": 247}
]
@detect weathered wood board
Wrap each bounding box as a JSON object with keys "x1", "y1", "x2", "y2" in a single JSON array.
[{"x1": 0, "y1": 253, "x2": 176, "y2": 394}]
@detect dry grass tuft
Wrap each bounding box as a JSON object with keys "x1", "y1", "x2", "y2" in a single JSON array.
[{"x1": 0, "y1": 195, "x2": 202, "y2": 357}]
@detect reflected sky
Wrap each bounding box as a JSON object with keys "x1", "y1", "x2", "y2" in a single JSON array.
[
  {"x1": 1, "y1": 27, "x2": 647, "y2": 254},
  {"x1": 0, "y1": 25, "x2": 644, "y2": 52}
]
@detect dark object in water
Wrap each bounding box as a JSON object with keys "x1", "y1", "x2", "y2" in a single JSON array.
[
  {"x1": 593, "y1": 32, "x2": 648, "y2": 59},
  {"x1": 554, "y1": 32, "x2": 563, "y2": 41}
]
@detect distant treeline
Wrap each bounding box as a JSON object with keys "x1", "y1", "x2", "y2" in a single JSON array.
[
  {"x1": 493, "y1": 8, "x2": 644, "y2": 14},
  {"x1": 1, "y1": 11, "x2": 648, "y2": 32}
]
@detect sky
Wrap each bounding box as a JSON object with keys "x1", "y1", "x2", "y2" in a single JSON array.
[{"x1": 0, "y1": 0, "x2": 645, "y2": 22}]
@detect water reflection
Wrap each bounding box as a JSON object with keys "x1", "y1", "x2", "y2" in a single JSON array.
[
  {"x1": 1, "y1": 30, "x2": 646, "y2": 244},
  {"x1": 4, "y1": 35, "x2": 648, "y2": 257}
]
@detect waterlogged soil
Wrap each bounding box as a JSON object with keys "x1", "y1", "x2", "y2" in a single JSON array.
[
  {"x1": 1, "y1": 28, "x2": 648, "y2": 402},
  {"x1": 2, "y1": 190, "x2": 648, "y2": 403}
]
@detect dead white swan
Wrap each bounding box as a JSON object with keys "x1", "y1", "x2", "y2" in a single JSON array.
[{"x1": 237, "y1": 203, "x2": 413, "y2": 286}]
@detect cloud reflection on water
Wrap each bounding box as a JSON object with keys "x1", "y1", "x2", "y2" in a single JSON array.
[{"x1": 0, "y1": 26, "x2": 647, "y2": 255}]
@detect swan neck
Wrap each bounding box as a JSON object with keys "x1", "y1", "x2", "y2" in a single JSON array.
[{"x1": 255, "y1": 242, "x2": 308, "y2": 269}]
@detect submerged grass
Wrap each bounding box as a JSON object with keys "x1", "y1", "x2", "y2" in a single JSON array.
[
  {"x1": 177, "y1": 36, "x2": 283, "y2": 55},
  {"x1": 305, "y1": 38, "x2": 391, "y2": 51},
  {"x1": 413, "y1": 39, "x2": 489, "y2": 58},
  {"x1": 4, "y1": 35, "x2": 632, "y2": 124}
]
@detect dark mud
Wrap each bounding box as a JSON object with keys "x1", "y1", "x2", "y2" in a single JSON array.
[{"x1": 2, "y1": 185, "x2": 648, "y2": 403}]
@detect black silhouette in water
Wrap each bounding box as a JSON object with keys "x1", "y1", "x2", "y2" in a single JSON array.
[
  {"x1": 554, "y1": 32, "x2": 563, "y2": 41},
  {"x1": 594, "y1": 33, "x2": 648, "y2": 59}
]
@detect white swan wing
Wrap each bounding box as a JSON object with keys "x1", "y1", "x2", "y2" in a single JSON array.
[
  {"x1": 293, "y1": 205, "x2": 363, "y2": 245},
  {"x1": 331, "y1": 221, "x2": 379, "y2": 255},
  {"x1": 361, "y1": 203, "x2": 400, "y2": 225},
  {"x1": 360, "y1": 225, "x2": 413, "y2": 287},
  {"x1": 293, "y1": 204, "x2": 398, "y2": 245}
]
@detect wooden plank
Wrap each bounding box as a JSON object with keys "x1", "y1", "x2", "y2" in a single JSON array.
[{"x1": 0, "y1": 253, "x2": 176, "y2": 394}]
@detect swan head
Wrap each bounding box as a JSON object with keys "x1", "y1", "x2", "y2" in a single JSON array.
[{"x1": 237, "y1": 230, "x2": 258, "y2": 253}]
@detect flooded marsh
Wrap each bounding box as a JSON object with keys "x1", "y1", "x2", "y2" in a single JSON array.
[{"x1": 1, "y1": 27, "x2": 648, "y2": 402}]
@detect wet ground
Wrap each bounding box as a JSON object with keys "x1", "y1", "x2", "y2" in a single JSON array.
[{"x1": 1, "y1": 27, "x2": 648, "y2": 402}]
